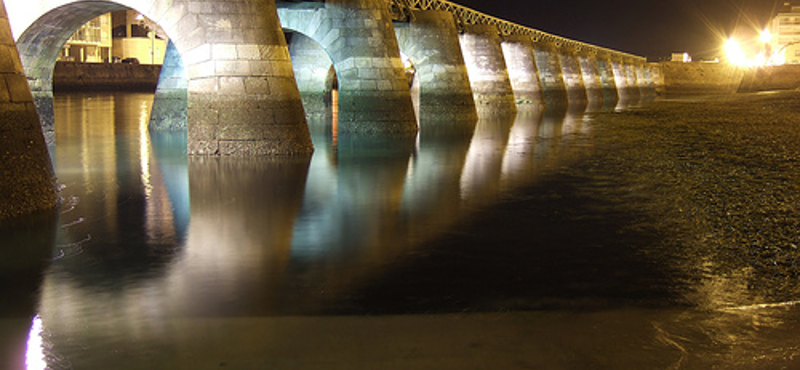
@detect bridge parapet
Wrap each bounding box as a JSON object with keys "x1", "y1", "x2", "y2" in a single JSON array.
[{"x1": 388, "y1": 0, "x2": 645, "y2": 62}]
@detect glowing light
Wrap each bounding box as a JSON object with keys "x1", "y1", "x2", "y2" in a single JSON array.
[
  {"x1": 754, "y1": 52, "x2": 767, "y2": 67},
  {"x1": 25, "y1": 316, "x2": 46, "y2": 370},
  {"x1": 140, "y1": 101, "x2": 152, "y2": 199},
  {"x1": 771, "y1": 50, "x2": 786, "y2": 66},
  {"x1": 725, "y1": 38, "x2": 748, "y2": 67},
  {"x1": 759, "y1": 29, "x2": 772, "y2": 44}
]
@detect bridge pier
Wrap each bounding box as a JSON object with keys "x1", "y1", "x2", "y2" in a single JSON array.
[
  {"x1": 149, "y1": 40, "x2": 187, "y2": 131},
  {"x1": 649, "y1": 63, "x2": 665, "y2": 96},
  {"x1": 182, "y1": 1, "x2": 313, "y2": 155},
  {"x1": 611, "y1": 56, "x2": 634, "y2": 102},
  {"x1": 595, "y1": 53, "x2": 620, "y2": 108},
  {"x1": 558, "y1": 46, "x2": 588, "y2": 107},
  {"x1": 623, "y1": 58, "x2": 642, "y2": 101},
  {"x1": 394, "y1": 10, "x2": 478, "y2": 126},
  {"x1": 577, "y1": 50, "x2": 604, "y2": 109},
  {"x1": 501, "y1": 35, "x2": 544, "y2": 108},
  {"x1": 635, "y1": 61, "x2": 654, "y2": 99},
  {"x1": 459, "y1": 24, "x2": 517, "y2": 115},
  {"x1": 531, "y1": 41, "x2": 568, "y2": 108},
  {"x1": 0, "y1": 0, "x2": 57, "y2": 220}
]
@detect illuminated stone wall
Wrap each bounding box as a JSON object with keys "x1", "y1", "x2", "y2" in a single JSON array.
[
  {"x1": 577, "y1": 50, "x2": 604, "y2": 108},
  {"x1": 459, "y1": 24, "x2": 516, "y2": 116},
  {"x1": 595, "y1": 53, "x2": 620, "y2": 105},
  {"x1": 659, "y1": 61, "x2": 744, "y2": 96},
  {"x1": 395, "y1": 10, "x2": 478, "y2": 125},
  {"x1": 531, "y1": 41, "x2": 568, "y2": 108},
  {"x1": 557, "y1": 46, "x2": 588, "y2": 106},
  {"x1": 0, "y1": 0, "x2": 58, "y2": 220},
  {"x1": 501, "y1": 35, "x2": 543, "y2": 107},
  {"x1": 738, "y1": 65, "x2": 800, "y2": 93},
  {"x1": 287, "y1": 32, "x2": 334, "y2": 124},
  {"x1": 149, "y1": 40, "x2": 187, "y2": 131},
  {"x1": 278, "y1": 0, "x2": 418, "y2": 135}
]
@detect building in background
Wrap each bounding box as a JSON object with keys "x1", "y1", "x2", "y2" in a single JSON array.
[
  {"x1": 60, "y1": 11, "x2": 167, "y2": 65},
  {"x1": 770, "y1": 2, "x2": 800, "y2": 64},
  {"x1": 111, "y1": 10, "x2": 168, "y2": 65},
  {"x1": 60, "y1": 14, "x2": 112, "y2": 63}
]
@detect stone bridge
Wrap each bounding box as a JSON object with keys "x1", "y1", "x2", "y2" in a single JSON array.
[{"x1": 0, "y1": 0, "x2": 658, "y2": 220}]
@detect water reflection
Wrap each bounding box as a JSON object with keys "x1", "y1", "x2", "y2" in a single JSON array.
[
  {"x1": 0, "y1": 212, "x2": 57, "y2": 370},
  {"x1": 0, "y1": 92, "x2": 795, "y2": 368}
]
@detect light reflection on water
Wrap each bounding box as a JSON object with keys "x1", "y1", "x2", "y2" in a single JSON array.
[{"x1": 0, "y1": 92, "x2": 796, "y2": 369}]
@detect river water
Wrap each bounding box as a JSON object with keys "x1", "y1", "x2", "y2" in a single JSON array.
[{"x1": 1, "y1": 92, "x2": 799, "y2": 369}]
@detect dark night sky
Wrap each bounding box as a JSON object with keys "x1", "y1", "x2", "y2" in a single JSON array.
[{"x1": 455, "y1": 0, "x2": 784, "y2": 60}]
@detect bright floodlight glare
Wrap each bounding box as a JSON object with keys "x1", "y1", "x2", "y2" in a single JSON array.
[
  {"x1": 759, "y1": 29, "x2": 772, "y2": 44},
  {"x1": 724, "y1": 38, "x2": 748, "y2": 67}
]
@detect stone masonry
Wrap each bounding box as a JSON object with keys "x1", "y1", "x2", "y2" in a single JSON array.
[
  {"x1": 501, "y1": 35, "x2": 544, "y2": 108},
  {"x1": 150, "y1": 40, "x2": 188, "y2": 131},
  {"x1": 395, "y1": 10, "x2": 477, "y2": 125},
  {"x1": 459, "y1": 24, "x2": 516, "y2": 115},
  {"x1": 278, "y1": 0, "x2": 418, "y2": 135},
  {"x1": 0, "y1": 0, "x2": 58, "y2": 221}
]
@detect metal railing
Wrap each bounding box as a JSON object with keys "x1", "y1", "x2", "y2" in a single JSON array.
[{"x1": 388, "y1": 0, "x2": 645, "y2": 61}]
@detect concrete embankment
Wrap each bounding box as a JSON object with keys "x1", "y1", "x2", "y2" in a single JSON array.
[
  {"x1": 657, "y1": 62, "x2": 800, "y2": 96},
  {"x1": 738, "y1": 64, "x2": 800, "y2": 93},
  {"x1": 53, "y1": 62, "x2": 161, "y2": 91},
  {"x1": 656, "y1": 61, "x2": 744, "y2": 96}
]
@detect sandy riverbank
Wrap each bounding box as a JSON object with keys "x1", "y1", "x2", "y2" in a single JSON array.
[{"x1": 575, "y1": 91, "x2": 800, "y2": 309}]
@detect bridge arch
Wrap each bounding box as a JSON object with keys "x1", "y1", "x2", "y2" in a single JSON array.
[
  {"x1": 277, "y1": 0, "x2": 417, "y2": 135},
  {"x1": 9, "y1": 0, "x2": 313, "y2": 155},
  {"x1": 284, "y1": 31, "x2": 337, "y2": 130}
]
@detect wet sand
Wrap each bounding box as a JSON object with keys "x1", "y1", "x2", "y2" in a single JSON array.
[
  {"x1": 280, "y1": 91, "x2": 800, "y2": 369},
  {"x1": 580, "y1": 91, "x2": 800, "y2": 309}
]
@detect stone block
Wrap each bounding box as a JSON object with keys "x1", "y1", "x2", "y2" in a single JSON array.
[
  {"x1": 212, "y1": 43, "x2": 238, "y2": 60},
  {"x1": 377, "y1": 80, "x2": 392, "y2": 91},
  {"x1": 272, "y1": 101, "x2": 307, "y2": 124},
  {"x1": 187, "y1": 107, "x2": 218, "y2": 140},
  {"x1": 338, "y1": 58, "x2": 355, "y2": 70},
  {"x1": 175, "y1": 13, "x2": 199, "y2": 38},
  {"x1": 184, "y1": 44, "x2": 212, "y2": 66},
  {"x1": 259, "y1": 45, "x2": 290, "y2": 62},
  {"x1": 266, "y1": 76, "x2": 303, "y2": 101},
  {"x1": 206, "y1": 27, "x2": 239, "y2": 44},
  {"x1": 218, "y1": 77, "x2": 246, "y2": 94},
  {"x1": 0, "y1": 74, "x2": 8, "y2": 103},
  {"x1": 188, "y1": 140, "x2": 220, "y2": 156},
  {"x1": 188, "y1": 60, "x2": 215, "y2": 79},
  {"x1": 215, "y1": 60, "x2": 250, "y2": 76},
  {"x1": 357, "y1": 68, "x2": 381, "y2": 79},
  {"x1": 236, "y1": 44, "x2": 261, "y2": 60},
  {"x1": 188, "y1": 77, "x2": 218, "y2": 93},
  {"x1": 0, "y1": 20, "x2": 12, "y2": 47},
  {"x1": 6, "y1": 74, "x2": 32, "y2": 103},
  {"x1": 320, "y1": 28, "x2": 341, "y2": 48},
  {"x1": 218, "y1": 111, "x2": 274, "y2": 140},
  {"x1": 244, "y1": 76, "x2": 270, "y2": 94},
  {"x1": 0, "y1": 45, "x2": 22, "y2": 74}
]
